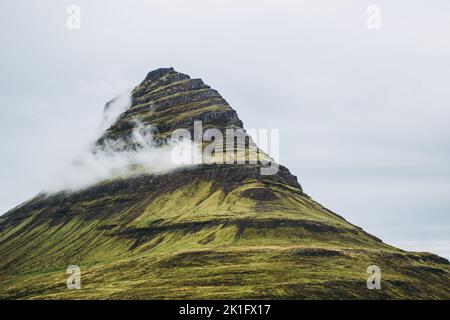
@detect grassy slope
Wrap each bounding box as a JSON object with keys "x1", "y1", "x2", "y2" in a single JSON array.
[{"x1": 1, "y1": 169, "x2": 449, "y2": 299}]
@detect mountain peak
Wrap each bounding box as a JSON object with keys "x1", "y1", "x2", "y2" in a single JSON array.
[
  {"x1": 144, "y1": 67, "x2": 177, "y2": 82},
  {"x1": 101, "y1": 68, "x2": 242, "y2": 145}
]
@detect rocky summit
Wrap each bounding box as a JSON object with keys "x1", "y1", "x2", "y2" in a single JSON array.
[{"x1": 0, "y1": 68, "x2": 449, "y2": 299}]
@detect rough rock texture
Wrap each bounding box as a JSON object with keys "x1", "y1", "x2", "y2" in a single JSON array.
[
  {"x1": 98, "y1": 67, "x2": 243, "y2": 145},
  {"x1": 0, "y1": 68, "x2": 449, "y2": 299}
]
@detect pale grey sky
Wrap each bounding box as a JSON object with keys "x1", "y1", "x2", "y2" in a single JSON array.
[{"x1": 0, "y1": 0, "x2": 449, "y2": 258}]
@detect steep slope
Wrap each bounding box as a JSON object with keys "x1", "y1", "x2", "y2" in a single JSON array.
[{"x1": 0, "y1": 68, "x2": 449, "y2": 299}]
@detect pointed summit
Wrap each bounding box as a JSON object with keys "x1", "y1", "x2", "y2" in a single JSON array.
[
  {"x1": 101, "y1": 67, "x2": 242, "y2": 145},
  {"x1": 144, "y1": 67, "x2": 177, "y2": 82}
]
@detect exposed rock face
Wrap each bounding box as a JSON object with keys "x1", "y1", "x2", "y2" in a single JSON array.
[
  {"x1": 0, "y1": 68, "x2": 449, "y2": 299},
  {"x1": 99, "y1": 67, "x2": 242, "y2": 145}
]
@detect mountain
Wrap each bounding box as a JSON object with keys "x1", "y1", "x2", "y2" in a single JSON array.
[{"x1": 0, "y1": 68, "x2": 449, "y2": 299}]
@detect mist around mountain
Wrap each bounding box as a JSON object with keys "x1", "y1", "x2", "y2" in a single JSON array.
[{"x1": 0, "y1": 68, "x2": 449, "y2": 299}]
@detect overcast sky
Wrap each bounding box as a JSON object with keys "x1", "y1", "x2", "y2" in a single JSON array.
[{"x1": 0, "y1": 0, "x2": 449, "y2": 259}]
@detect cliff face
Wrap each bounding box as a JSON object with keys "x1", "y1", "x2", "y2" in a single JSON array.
[
  {"x1": 98, "y1": 67, "x2": 242, "y2": 144},
  {"x1": 0, "y1": 68, "x2": 449, "y2": 299}
]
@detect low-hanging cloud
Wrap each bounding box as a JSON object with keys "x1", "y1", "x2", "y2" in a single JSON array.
[
  {"x1": 100, "y1": 91, "x2": 132, "y2": 132},
  {"x1": 43, "y1": 95, "x2": 196, "y2": 193}
]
